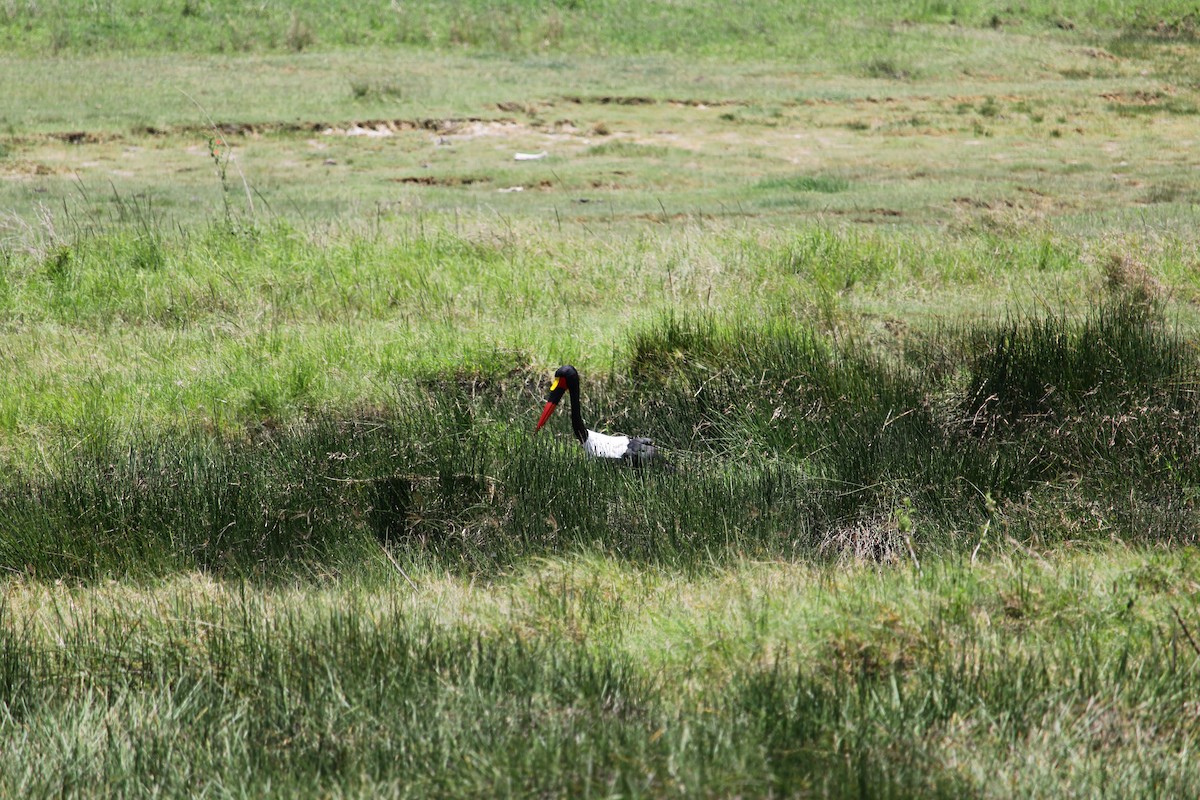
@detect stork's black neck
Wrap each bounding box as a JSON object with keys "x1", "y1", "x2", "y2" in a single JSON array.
[{"x1": 567, "y1": 384, "x2": 589, "y2": 443}]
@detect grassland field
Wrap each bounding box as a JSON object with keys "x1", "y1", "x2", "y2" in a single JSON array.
[{"x1": 3, "y1": 1, "x2": 1200, "y2": 796}]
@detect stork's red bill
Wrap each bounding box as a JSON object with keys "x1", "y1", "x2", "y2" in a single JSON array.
[{"x1": 535, "y1": 374, "x2": 567, "y2": 432}]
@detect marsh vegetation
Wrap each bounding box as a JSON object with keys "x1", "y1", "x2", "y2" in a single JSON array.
[{"x1": 3, "y1": 1, "x2": 1200, "y2": 796}]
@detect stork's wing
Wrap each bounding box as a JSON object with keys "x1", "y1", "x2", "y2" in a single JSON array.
[
  {"x1": 623, "y1": 436, "x2": 660, "y2": 467},
  {"x1": 582, "y1": 430, "x2": 672, "y2": 469}
]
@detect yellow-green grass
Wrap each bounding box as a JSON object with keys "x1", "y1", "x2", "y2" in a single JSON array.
[
  {"x1": 2, "y1": 221, "x2": 1196, "y2": 455},
  {"x1": 4, "y1": 545, "x2": 1199, "y2": 796}
]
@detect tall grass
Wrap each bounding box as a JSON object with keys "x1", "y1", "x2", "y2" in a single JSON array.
[
  {"x1": 3, "y1": 548, "x2": 1199, "y2": 796},
  {"x1": 2, "y1": 297, "x2": 1195, "y2": 581},
  {"x1": 0, "y1": 218, "x2": 1129, "y2": 448}
]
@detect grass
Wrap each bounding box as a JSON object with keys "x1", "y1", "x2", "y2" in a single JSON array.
[
  {"x1": 3, "y1": 1, "x2": 1200, "y2": 795},
  {"x1": 1, "y1": 217, "x2": 1195, "y2": 462},
  {"x1": 0, "y1": 296, "x2": 1194, "y2": 582},
  {"x1": 4, "y1": 547, "x2": 1200, "y2": 796},
  {"x1": 3, "y1": 19, "x2": 1198, "y2": 228},
  {"x1": 753, "y1": 174, "x2": 851, "y2": 195},
  {"x1": 3, "y1": 0, "x2": 1199, "y2": 58}
]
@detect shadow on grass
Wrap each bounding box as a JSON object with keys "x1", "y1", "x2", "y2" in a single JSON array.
[{"x1": 2, "y1": 296, "x2": 1197, "y2": 582}]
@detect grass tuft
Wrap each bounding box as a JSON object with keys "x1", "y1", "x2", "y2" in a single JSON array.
[{"x1": 754, "y1": 174, "x2": 850, "y2": 194}]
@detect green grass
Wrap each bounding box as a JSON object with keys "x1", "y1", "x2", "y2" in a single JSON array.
[
  {"x1": 3, "y1": 16, "x2": 1198, "y2": 230},
  {"x1": 2, "y1": 217, "x2": 1195, "y2": 455},
  {"x1": 4, "y1": 547, "x2": 1200, "y2": 796},
  {"x1": 3, "y1": 0, "x2": 1199, "y2": 58},
  {"x1": 753, "y1": 174, "x2": 851, "y2": 195},
  {"x1": 4, "y1": 2, "x2": 1200, "y2": 796},
  {"x1": 0, "y1": 297, "x2": 1194, "y2": 582}
]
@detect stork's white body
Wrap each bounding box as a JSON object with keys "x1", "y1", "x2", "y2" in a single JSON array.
[{"x1": 582, "y1": 429, "x2": 633, "y2": 460}]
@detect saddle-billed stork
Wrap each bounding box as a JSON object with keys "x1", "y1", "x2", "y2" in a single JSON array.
[{"x1": 534, "y1": 365, "x2": 664, "y2": 466}]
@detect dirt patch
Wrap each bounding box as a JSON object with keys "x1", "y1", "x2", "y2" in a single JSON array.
[
  {"x1": 391, "y1": 175, "x2": 491, "y2": 186},
  {"x1": 1100, "y1": 89, "x2": 1170, "y2": 105},
  {"x1": 667, "y1": 98, "x2": 748, "y2": 108},
  {"x1": 563, "y1": 95, "x2": 658, "y2": 106},
  {"x1": 954, "y1": 196, "x2": 1017, "y2": 210},
  {"x1": 0, "y1": 160, "x2": 59, "y2": 179},
  {"x1": 496, "y1": 101, "x2": 549, "y2": 115},
  {"x1": 22, "y1": 117, "x2": 523, "y2": 146},
  {"x1": 438, "y1": 120, "x2": 527, "y2": 140},
  {"x1": 48, "y1": 131, "x2": 106, "y2": 145},
  {"x1": 589, "y1": 178, "x2": 631, "y2": 189},
  {"x1": 1080, "y1": 47, "x2": 1119, "y2": 61},
  {"x1": 560, "y1": 95, "x2": 749, "y2": 109}
]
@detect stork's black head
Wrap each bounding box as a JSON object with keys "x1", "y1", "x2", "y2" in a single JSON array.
[
  {"x1": 535, "y1": 365, "x2": 581, "y2": 431},
  {"x1": 553, "y1": 364, "x2": 579, "y2": 387}
]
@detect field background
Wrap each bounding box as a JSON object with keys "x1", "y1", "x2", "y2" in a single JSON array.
[{"x1": 3, "y1": 1, "x2": 1200, "y2": 796}]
